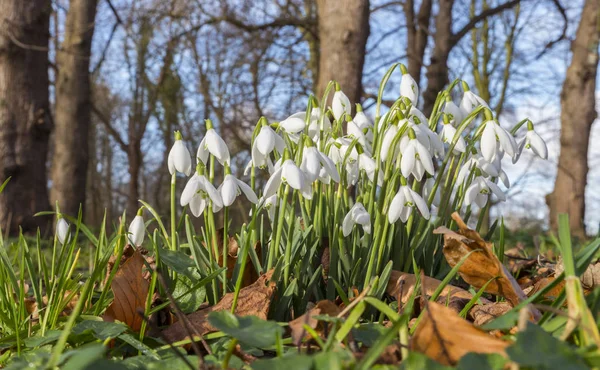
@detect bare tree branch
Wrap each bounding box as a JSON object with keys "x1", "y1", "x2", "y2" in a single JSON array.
[{"x1": 451, "y1": 0, "x2": 522, "y2": 46}]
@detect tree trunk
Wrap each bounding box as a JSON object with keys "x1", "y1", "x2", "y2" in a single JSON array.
[
  {"x1": 547, "y1": 0, "x2": 599, "y2": 238},
  {"x1": 51, "y1": 0, "x2": 98, "y2": 218},
  {"x1": 0, "y1": 0, "x2": 52, "y2": 234},
  {"x1": 404, "y1": 0, "x2": 433, "y2": 87},
  {"x1": 315, "y1": 0, "x2": 370, "y2": 106},
  {"x1": 422, "y1": 0, "x2": 454, "y2": 116}
]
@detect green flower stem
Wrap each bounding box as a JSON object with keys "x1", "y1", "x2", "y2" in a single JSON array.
[
  {"x1": 170, "y1": 173, "x2": 177, "y2": 251},
  {"x1": 267, "y1": 184, "x2": 289, "y2": 271},
  {"x1": 222, "y1": 206, "x2": 229, "y2": 294},
  {"x1": 204, "y1": 211, "x2": 219, "y2": 302},
  {"x1": 283, "y1": 190, "x2": 298, "y2": 287}
]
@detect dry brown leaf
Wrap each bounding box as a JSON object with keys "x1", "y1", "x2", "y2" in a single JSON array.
[
  {"x1": 103, "y1": 250, "x2": 150, "y2": 331},
  {"x1": 289, "y1": 300, "x2": 341, "y2": 345},
  {"x1": 469, "y1": 301, "x2": 513, "y2": 327},
  {"x1": 411, "y1": 301, "x2": 510, "y2": 366},
  {"x1": 216, "y1": 233, "x2": 261, "y2": 289},
  {"x1": 386, "y1": 270, "x2": 490, "y2": 308},
  {"x1": 526, "y1": 277, "x2": 566, "y2": 300},
  {"x1": 24, "y1": 290, "x2": 79, "y2": 321},
  {"x1": 556, "y1": 258, "x2": 600, "y2": 290},
  {"x1": 433, "y1": 212, "x2": 528, "y2": 308},
  {"x1": 162, "y1": 269, "x2": 276, "y2": 343}
]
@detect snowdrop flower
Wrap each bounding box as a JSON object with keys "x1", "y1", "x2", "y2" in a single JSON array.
[
  {"x1": 353, "y1": 104, "x2": 372, "y2": 131},
  {"x1": 388, "y1": 185, "x2": 430, "y2": 223},
  {"x1": 346, "y1": 152, "x2": 383, "y2": 186},
  {"x1": 280, "y1": 112, "x2": 306, "y2": 134},
  {"x1": 401, "y1": 131, "x2": 434, "y2": 180},
  {"x1": 439, "y1": 121, "x2": 466, "y2": 153},
  {"x1": 301, "y1": 144, "x2": 340, "y2": 183},
  {"x1": 168, "y1": 131, "x2": 192, "y2": 176},
  {"x1": 128, "y1": 213, "x2": 145, "y2": 247},
  {"x1": 252, "y1": 123, "x2": 285, "y2": 168},
  {"x1": 219, "y1": 170, "x2": 258, "y2": 207},
  {"x1": 263, "y1": 158, "x2": 313, "y2": 200},
  {"x1": 307, "y1": 107, "x2": 332, "y2": 139},
  {"x1": 332, "y1": 84, "x2": 351, "y2": 122},
  {"x1": 56, "y1": 217, "x2": 70, "y2": 245},
  {"x1": 181, "y1": 172, "x2": 224, "y2": 217},
  {"x1": 443, "y1": 99, "x2": 463, "y2": 125},
  {"x1": 347, "y1": 119, "x2": 370, "y2": 149},
  {"x1": 456, "y1": 152, "x2": 500, "y2": 185},
  {"x1": 464, "y1": 176, "x2": 506, "y2": 207},
  {"x1": 342, "y1": 202, "x2": 371, "y2": 236},
  {"x1": 514, "y1": 122, "x2": 548, "y2": 162},
  {"x1": 459, "y1": 87, "x2": 489, "y2": 117},
  {"x1": 400, "y1": 66, "x2": 419, "y2": 104},
  {"x1": 262, "y1": 194, "x2": 278, "y2": 222},
  {"x1": 480, "y1": 120, "x2": 517, "y2": 161},
  {"x1": 197, "y1": 120, "x2": 230, "y2": 165},
  {"x1": 328, "y1": 137, "x2": 358, "y2": 165}
]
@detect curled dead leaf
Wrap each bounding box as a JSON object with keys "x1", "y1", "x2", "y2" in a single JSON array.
[
  {"x1": 162, "y1": 269, "x2": 276, "y2": 343},
  {"x1": 103, "y1": 249, "x2": 150, "y2": 331},
  {"x1": 411, "y1": 301, "x2": 510, "y2": 366},
  {"x1": 433, "y1": 213, "x2": 529, "y2": 309},
  {"x1": 469, "y1": 301, "x2": 513, "y2": 327},
  {"x1": 289, "y1": 300, "x2": 341, "y2": 345}
]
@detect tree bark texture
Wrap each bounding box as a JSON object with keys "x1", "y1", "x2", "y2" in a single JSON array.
[
  {"x1": 316, "y1": 0, "x2": 370, "y2": 108},
  {"x1": 547, "y1": 0, "x2": 599, "y2": 238},
  {"x1": 51, "y1": 0, "x2": 98, "y2": 218},
  {"x1": 0, "y1": 0, "x2": 52, "y2": 234}
]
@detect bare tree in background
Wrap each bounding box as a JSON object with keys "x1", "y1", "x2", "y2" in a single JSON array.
[
  {"x1": 316, "y1": 0, "x2": 370, "y2": 105},
  {"x1": 51, "y1": 0, "x2": 98, "y2": 218},
  {"x1": 547, "y1": 0, "x2": 599, "y2": 238},
  {"x1": 0, "y1": 0, "x2": 52, "y2": 233}
]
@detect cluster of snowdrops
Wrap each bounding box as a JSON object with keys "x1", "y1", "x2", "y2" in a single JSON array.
[{"x1": 55, "y1": 64, "x2": 548, "y2": 290}]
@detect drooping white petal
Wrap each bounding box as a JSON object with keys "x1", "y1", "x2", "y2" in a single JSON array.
[
  {"x1": 280, "y1": 114, "x2": 306, "y2": 134},
  {"x1": 220, "y1": 175, "x2": 239, "y2": 207},
  {"x1": 281, "y1": 160, "x2": 305, "y2": 191},
  {"x1": 180, "y1": 175, "x2": 201, "y2": 206},
  {"x1": 527, "y1": 130, "x2": 548, "y2": 159},
  {"x1": 235, "y1": 178, "x2": 258, "y2": 204},
  {"x1": 319, "y1": 152, "x2": 340, "y2": 183},
  {"x1": 415, "y1": 141, "x2": 434, "y2": 176},
  {"x1": 255, "y1": 126, "x2": 276, "y2": 155},
  {"x1": 262, "y1": 166, "x2": 283, "y2": 199},
  {"x1": 484, "y1": 178, "x2": 506, "y2": 202},
  {"x1": 464, "y1": 182, "x2": 481, "y2": 206},
  {"x1": 128, "y1": 215, "x2": 145, "y2": 247},
  {"x1": 342, "y1": 209, "x2": 355, "y2": 237},
  {"x1": 56, "y1": 218, "x2": 70, "y2": 245},
  {"x1": 481, "y1": 122, "x2": 497, "y2": 162},
  {"x1": 301, "y1": 147, "x2": 322, "y2": 182},
  {"x1": 444, "y1": 101, "x2": 463, "y2": 124},
  {"x1": 493, "y1": 123, "x2": 515, "y2": 157},
  {"x1": 388, "y1": 190, "x2": 406, "y2": 224},
  {"x1": 169, "y1": 140, "x2": 192, "y2": 176},
  {"x1": 409, "y1": 188, "x2": 430, "y2": 220},
  {"x1": 189, "y1": 196, "x2": 206, "y2": 217},
  {"x1": 198, "y1": 175, "x2": 223, "y2": 209},
  {"x1": 400, "y1": 74, "x2": 419, "y2": 104},
  {"x1": 168, "y1": 149, "x2": 175, "y2": 175},
  {"x1": 498, "y1": 169, "x2": 510, "y2": 188},
  {"x1": 380, "y1": 125, "x2": 398, "y2": 161},
  {"x1": 197, "y1": 136, "x2": 209, "y2": 164},
  {"x1": 332, "y1": 90, "x2": 351, "y2": 121},
  {"x1": 400, "y1": 143, "x2": 416, "y2": 178},
  {"x1": 205, "y1": 129, "x2": 230, "y2": 165}
]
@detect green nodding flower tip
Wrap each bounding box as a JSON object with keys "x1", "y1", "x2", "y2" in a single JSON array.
[
  {"x1": 396, "y1": 109, "x2": 406, "y2": 121},
  {"x1": 356, "y1": 195, "x2": 363, "y2": 204},
  {"x1": 355, "y1": 143, "x2": 364, "y2": 155},
  {"x1": 304, "y1": 135, "x2": 315, "y2": 148},
  {"x1": 205, "y1": 119, "x2": 214, "y2": 130},
  {"x1": 399, "y1": 64, "x2": 408, "y2": 75},
  {"x1": 483, "y1": 108, "x2": 494, "y2": 121},
  {"x1": 196, "y1": 161, "x2": 206, "y2": 175},
  {"x1": 270, "y1": 122, "x2": 280, "y2": 130},
  {"x1": 356, "y1": 103, "x2": 363, "y2": 113},
  {"x1": 408, "y1": 128, "x2": 417, "y2": 140},
  {"x1": 259, "y1": 116, "x2": 268, "y2": 127},
  {"x1": 345, "y1": 113, "x2": 353, "y2": 122},
  {"x1": 55, "y1": 201, "x2": 61, "y2": 215},
  {"x1": 470, "y1": 147, "x2": 478, "y2": 155},
  {"x1": 442, "y1": 114, "x2": 451, "y2": 124},
  {"x1": 334, "y1": 82, "x2": 341, "y2": 91},
  {"x1": 136, "y1": 207, "x2": 145, "y2": 217},
  {"x1": 445, "y1": 92, "x2": 452, "y2": 102},
  {"x1": 461, "y1": 80, "x2": 470, "y2": 92},
  {"x1": 224, "y1": 164, "x2": 232, "y2": 175},
  {"x1": 400, "y1": 176, "x2": 408, "y2": 186},
  {"x1": 474, "y1": 168, "x2": 482, "y2": 177},
  {"x1": 174, "y1": 130, "x2": 183, "y2": 141},
  {"x1": 309, "y1": 95, "x2": 319, "y2": 107},
  {"x1": 527, "y1": 120, "x2": 534, "y2": 131}
]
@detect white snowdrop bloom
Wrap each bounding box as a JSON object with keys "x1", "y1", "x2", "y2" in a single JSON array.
[
  {"x1": 398, "y1": 119, "x2": 444, "y2": 158},
  {"x1": 460, "y1": 90, "x2": 489, "y2": 117},
  {"x1": 353, "y1": 107, "x2": 372, "y2": 131},
  {"x1": 400, "y1": 73, "x2": 419, "y2": 104},
  {"x1": 342, "y1": 202, "x2": 371, "y2": 236},
  {"x1": 56, "y1": 218, "x2": 70, "y2": 245},
  {"x1": 498, "y1": 169, "x2": 510, "y2": 188},
  {"x1": 128, "y1": 215, "x2": 145, "y2": 247},
  {"x1": 480, "y1": 120, "x2": 517, "y2": 161},
  {"x1": 409, "y1": 106, "x2": 428, "y2": 127},
  {"x1": 423, "y1": 177, "x2": 441, "y2": 207},
  {"x1": 347, "y1": 119, "x2": 370, "y2": 149},
  {"x1": 439, "y1": 122, "x2": 466, "y2": 153},
  {"x1": 328, "y1": 137, "x2": 358, "y2": 165},
  {"x1": 515, "y1": 128, "x2": 548, "y2": 161},
  {"x1": 464, "y1": 176, "x2": 506, "y2": 208},
  {"x1": 263, "y1": 159, "x2": 313, "y2": 200},
  {"x1": 301, "y1": 146, "x2": 340, "y2": 183},
  {"x1": 168, "y1": 136, "x2": 192, "y2": 176},
  {"x1": 358, "y1": 153, "x2": 383, "y2": 186},
  {"x1": 455, "y1": 154, "x2": 500, "y2": 185},
  {"x1": 388, "y1": 186, "x2": 430, "y2": 224},
  {"x1": 197, "y1": 126, "x2": 230, "y2": 166},
  {"x1": 252, "y1": 125, "x2": 285, "y2": 168},
  {"x1": 332, "y1": 88, "x2": 351, "y2": 122},
  {"x1": 219, "y1": 174, "x2": 258, "y2": 207},
  {"x1": 280, "y1": 112, "x2": 306, "y2": 134},
  {"x1": 400, "y1": 136, "x2": 434, "y2": 180},
  {"x1": 262, "y1": 194, "x2": 278, "y2": 222},
  {"x1": 244, "y1": 157, "x2": 274, "y2": 176},
  {"x1": 443, "y1": 100, "x2": 463, "y2": 125},
  {"x1": 181, "y1": 174, "x2": 224, "y2": 217}
]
